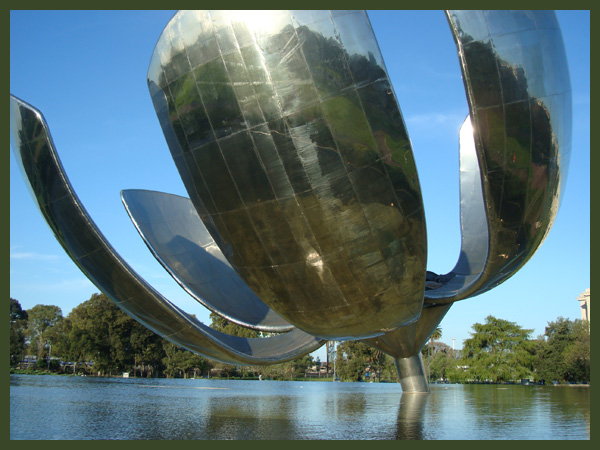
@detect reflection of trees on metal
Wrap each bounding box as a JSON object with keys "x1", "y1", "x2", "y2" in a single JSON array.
[{"x1": 10, "y1": 10, "x2": 571, "y2": 393}]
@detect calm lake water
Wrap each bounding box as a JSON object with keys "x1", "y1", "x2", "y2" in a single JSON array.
[{"x1": 10, "y1": 374, "x2": 589, "y2": 440}]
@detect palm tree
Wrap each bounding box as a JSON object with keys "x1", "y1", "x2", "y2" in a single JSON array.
[
  {"x1": 369, "y1": 348, "x2": 385, "y2": 382},
  {"x1": 427, "y1": 327, "x2": 442, "y2": 382},
  {"x1": 430, "y1": 327, "x2": 442, "y2": 355}
]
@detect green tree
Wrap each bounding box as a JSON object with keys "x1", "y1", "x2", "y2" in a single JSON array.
[
  {"x1": 10, "y1": 298, "x2": 29, "y2": 366},
  {"x1": 44, "y1": 316, "x2": 73, "y2": 368},
  {"x1": 534, "y1": 317, "x2": 590, "y2": 383},
  {"x1": 366, "y1": 349, "x2": 389, "y2": 382},
  {"x1": 429, "y1": 327, "x2": 442, "y2": 355},
  {"x1": 130, "y1": 324, "x2": 167, "y2": 378},
  {"x1": 428, "y1": 342, "x2": 455, "y2": 381},
  {"x1": 25, "y1": 304, "x2": 63, "y2": 362},
  {"x1": 378, "y1": 354, "x2": 400, "y2": 382},
  {"x1": 209, "y1": 312, "x2": 260, "y2": 338},
  {"x1": 65, "y1": 293, "x2": 116, "y2": 374},
  {"x1": 64, "y1": 293, "x2": 139, "y2": 375},
  {"x1": 252, "y1": 354, "x2": 313, "y2": 381},
  {"x1": 290, "y1": 353, "x2": 314, "y2": 380},
  {"x1": 422, "y1": 326, "x2": 443, "y2": 380},
  {"x1": 314, "y1": 356, "x2": 321, "y2": 377},
  {"x1": 162, "y1": 341, "x2": 210, "y2": 378},
  {"x1": 335, "y1": 341, "x2": 372, "y2": 382},
  {"x1": 563, "y1": 320, "x2": 591, "y2": 382},
  {"x1": 209, "y1": 311, "x2": 260, "y2": 377},
  {"x1": 458, "y1": 315, "x2": 534, "y2": 383},
  {"x1": 334, "y1": 341, "x2": 398, "y2": 382}
]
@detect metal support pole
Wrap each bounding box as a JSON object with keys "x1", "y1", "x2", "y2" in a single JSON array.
[{"x1": 395, "y1": 353, "x2": 429, "y2": 393}]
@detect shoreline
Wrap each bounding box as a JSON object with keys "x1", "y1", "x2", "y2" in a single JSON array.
[{"x1": 10, "y1": 371, "x2": 590, "y2": 387}]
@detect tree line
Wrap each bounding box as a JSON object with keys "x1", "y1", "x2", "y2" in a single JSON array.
[
  {"x1": 9, "y1": 294, "x2": 315, "y2": 379},
  {"x1": 438, "y1": 315, "x2": 590, "y2": 384},
  {"x1": 10, "y1": 295, "x2": 590, "y2": 384},
  {"x1": 329, "y1": 315, "x2": 589, "y2": 384}
]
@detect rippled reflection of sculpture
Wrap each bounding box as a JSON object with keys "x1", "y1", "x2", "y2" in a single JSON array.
[{"x1": 10, "y1": 10, "x2": 571, "y2": 392}]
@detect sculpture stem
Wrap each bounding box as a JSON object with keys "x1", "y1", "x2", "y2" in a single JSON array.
[{"x1": 395, "y1": 354, "x2": 429, "y2": 393}]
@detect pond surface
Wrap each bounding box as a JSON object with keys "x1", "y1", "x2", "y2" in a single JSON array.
[{"x1": 10, "y1": 375, "x2": 590, "y2": 439}]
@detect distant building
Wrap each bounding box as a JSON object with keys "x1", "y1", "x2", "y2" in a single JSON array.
[{"x1": 577, "y1": 288, "x2": 590, "y2": 321}]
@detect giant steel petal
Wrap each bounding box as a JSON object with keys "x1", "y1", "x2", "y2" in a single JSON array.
[
  {"x1": 9, "y1": 94, "x2": 323, "y2": 365},
  {"x1": 147, "y1": 10, "x2": 427, "y2": 340},
  {"x1": 424, "y1": 10, "x2": 571, "y2": 303},
  {"x1": 121, "y1": 189, "x2": 294, "y2": 333}
]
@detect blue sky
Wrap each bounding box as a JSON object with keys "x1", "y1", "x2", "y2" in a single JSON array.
[{"x1": 10, "y1": 10, "x2": 589, "y2": 358}]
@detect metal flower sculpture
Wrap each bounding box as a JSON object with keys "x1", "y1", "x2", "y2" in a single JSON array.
[{"x1": 10, "y1": 10, "x2": 571, "y2": 392}]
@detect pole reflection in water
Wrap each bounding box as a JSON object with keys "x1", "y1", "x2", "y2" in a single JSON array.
[{"x1": 395, "y1": 393, "x2": 428, "y2": 440}]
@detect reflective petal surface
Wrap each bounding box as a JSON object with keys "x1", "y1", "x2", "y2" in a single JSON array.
[
  {"x1": 121, "y1": 189, "x2": 293, "y2": 332},
  {"x1": 148, "y1": 10, "x2": 427, "y2": 340},
  {"x1": 9, "y1": 94, "x2": 323, "y2": 365},
  {"x1": 425, "y1": 10, "x2": 571, "y2": 303}
]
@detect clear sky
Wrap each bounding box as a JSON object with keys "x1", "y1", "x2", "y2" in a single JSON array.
[{"x1": 10, "y1": 10, "x2": 589, "y2": 360}]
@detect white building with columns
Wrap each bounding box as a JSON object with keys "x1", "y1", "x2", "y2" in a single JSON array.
[{"x1": 577, "y1": 288, "x2": 590, "y2": 322}]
